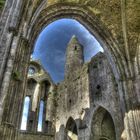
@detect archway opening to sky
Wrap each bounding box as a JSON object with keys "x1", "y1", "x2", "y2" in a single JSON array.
[{"x1": 32, "y1": 19, "x2": 103, "y2": 83}]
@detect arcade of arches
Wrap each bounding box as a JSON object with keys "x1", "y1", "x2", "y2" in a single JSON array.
[{"x1": 0, "y1": 0, "x2": 140, "y2": 140}]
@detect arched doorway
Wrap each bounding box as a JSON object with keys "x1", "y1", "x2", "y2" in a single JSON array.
[
  {"x1": 91, "y1": 107, "x2": 116, "y2": 140},
  {"x1": 66, "y1": 117, "x2": 78, "y2": 140}
]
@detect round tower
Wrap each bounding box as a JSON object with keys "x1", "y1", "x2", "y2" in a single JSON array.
[{"x1": 65, "y1": 35, "x2": 84, "y2": 78}]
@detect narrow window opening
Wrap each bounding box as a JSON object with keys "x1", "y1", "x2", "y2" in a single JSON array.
[
  {"x1": 96, "y1": 85, "x2": 101, "y2": 90},
  {"x1": 69, "y1": 99, "x2": 72, "y2": 104},
  {"x1": 37, "y1": 100, "x2": 44, "y2": 132},
  {"x1": 74, "y1": 46, "x2": 77, "y2": 51},
  {"x1": 20, "y1": 96, "x2": 30, "y2": 130}
]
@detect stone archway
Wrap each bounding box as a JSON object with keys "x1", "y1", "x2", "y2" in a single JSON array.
[
  {"x1": 24, "y1": 3, "x2": 133, "y2": 114},
  {"x1": 27, "y1": 3, "x2": 128, "y2": 81},
  {"x1": 91, "y1": 107, "x2": 116, "y2": 140},
  {"x1": 0, "y1": 1, "x2": 139, "y2": 140},
  {"x1": 0, "y1": 3, "x2": 128, "y2": 140},
  {"x1": 0, "y1": 3, "x2": 130, "y2": 121},
  {"x1": 66, "y1": 117, "x2": 78, "y2": 140},
  {"x1": 21, "y1": 3, "x2": 131, "y2": 118}
]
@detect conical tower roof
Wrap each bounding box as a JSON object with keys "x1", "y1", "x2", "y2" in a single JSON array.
[{"x1": 68, "y1": 35, "x2": 80, "y2": 45}]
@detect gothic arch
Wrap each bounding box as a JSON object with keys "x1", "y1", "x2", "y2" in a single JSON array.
[
  {"x1": 66, "y1": 117, "x2": 78, "y2": 140},
  {"x1": 66, "y1": 117, "x2": 78, "y2": 135},
  {"x1": 21, "y1": 4, "x2": 132, "y2": 115},
  {"x1": 90, "y1": 106, "x2": 116, "y2": 140},
  {"x1": 26, "y1": 3, "x2": 130, "y2": 81},
  {"x1": 0, "y1": 3, "x2": 131, "y2": 124}
]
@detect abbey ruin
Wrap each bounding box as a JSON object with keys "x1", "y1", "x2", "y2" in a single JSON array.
[{"x1": 0, "y1": 0, "x2": 140, "y2": 140}]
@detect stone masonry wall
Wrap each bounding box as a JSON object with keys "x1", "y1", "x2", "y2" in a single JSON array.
[
  {"x1": 18, "y1": 132, "x2": 54, "y2": 140},
  {"x1": 88, "y1": 52, "x2": 123, "y2": 140},
  {"x1": 56, "y1": 63, "x2": 90, "y2": 132}
]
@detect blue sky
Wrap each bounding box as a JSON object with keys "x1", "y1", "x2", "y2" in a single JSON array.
[{"x1": 32, "y1": 19, "x2": 103, "y2": 83}]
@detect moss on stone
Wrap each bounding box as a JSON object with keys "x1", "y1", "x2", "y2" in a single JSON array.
[
  {"x1": 12, "y1": 71, "x2": 22, "y2": 81},
  {"x1": 0, "y1": 0, "x2": 5, "y2": 9}
]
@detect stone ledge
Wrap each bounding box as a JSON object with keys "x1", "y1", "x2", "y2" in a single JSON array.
[{"x1": 19, "y1": 130, "x2": 54, "y2": 136}]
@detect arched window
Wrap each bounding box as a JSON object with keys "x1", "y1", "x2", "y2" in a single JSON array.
[
  {"x1": 20, "y1": 96, "x2": 30, "y2": 130},
  {"x1": 66, "y1": 117, "x2": 78, "y2": 140},
  {"x1": 91, "y1": 107, "x2": 116, "y2": 140},
  {"x1": 37, "y1": 100, "x2": 44, "y2": 132},
  {"x1": 28, "y1": 67, "x2": 36, "y2": 75}
]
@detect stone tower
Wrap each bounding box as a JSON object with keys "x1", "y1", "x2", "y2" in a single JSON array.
[{"x1": 65, "y1": 35, "x2": 84, "y2": 78}]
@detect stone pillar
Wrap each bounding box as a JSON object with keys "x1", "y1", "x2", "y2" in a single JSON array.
[
  {"x1": 55, "y1": 125, "x2": 67, "y2": 140},
  {"x1": 78, "y1": 128, "x2": 90, "y2": 140},
  {"x1": 0, "y1": 35, "x2": 19, "y2": 123},
  {"x1": 46, "y1": 93, "x2": 56, "y2": 122},
  {"x1": 0, "y1": 0, "x2": 24, "y2": 87},
  {"x1": 32, "y1": 83, "x2": 40, "y2": 112},
  {"x1": 124, "y1": 109, "x2": 140, "y2": 140},
  {"x1": 119, "y1": 78, "x2": 140, "y2": 140},
  {"x1": 45, "y1": 90, "x2": 56, "y2": 134},
  {"x1": 0, "y1": 37, "x2": 31, "y2": 140}
]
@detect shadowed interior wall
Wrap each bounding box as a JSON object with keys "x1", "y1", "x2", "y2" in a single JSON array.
[{"x1": 91, "y1": 107, "x2": 116, "y2": 140}]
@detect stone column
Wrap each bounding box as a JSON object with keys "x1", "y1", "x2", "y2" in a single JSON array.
[
  {"x1": 32, "y1": 83, "x2": 40, "y2": 112},
  {"x1": 78, "y1": 128, "x2": 90, "y2": 140},
  {"x1": 46, "y1": 93, "x2": 56, "y2": 122},
  {"x1": 55, "y1": 125, "x2": 67, "y2": 140},
  {"x1": 0, "y1": 34, "x2": 19, "y2": 123},
  {"x1": 0, "y1": 0, "x2": 24, "y2": 87},
  {"x1": 124, "y1": 109, "x2": 140, "y2": 140}
]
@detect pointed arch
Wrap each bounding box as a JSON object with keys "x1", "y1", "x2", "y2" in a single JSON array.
[
  {"x1": 27, "y1": 3, "x2": 130, "y2": 81},
  {"x1": 22, "y1": 3, "x2": 132, "y2": 116},
  {"x1": 66, "y1": 117, "x2": 78, "y2": 140},
  {"x1": 91, "y1": 107, "x2": 116, "y2": 140}
]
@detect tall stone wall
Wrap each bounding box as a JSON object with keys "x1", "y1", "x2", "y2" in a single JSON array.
[
  {"x1": 56, "y1": 63, "x2": 90, "y2": 132},
  {"x1": 55, "y1": 52, "x2": 123, "y2": 140},
  {"x1": 88, "y1": 52, "x2": 123, "y2": 140}
]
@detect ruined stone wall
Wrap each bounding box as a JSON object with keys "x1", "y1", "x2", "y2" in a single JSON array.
[
  {"x1": 88, "y1": 53, "x2": 123, "y2": 140},
  {"x1": 55, "y1": 52, "x2": 123, "y2": 140},
  {"x1": 56, "y1": 63, "x2": 90, "y2": 132},
  {"x1": 16, "y1": 61, "x2": 56, "y2": 140}
]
